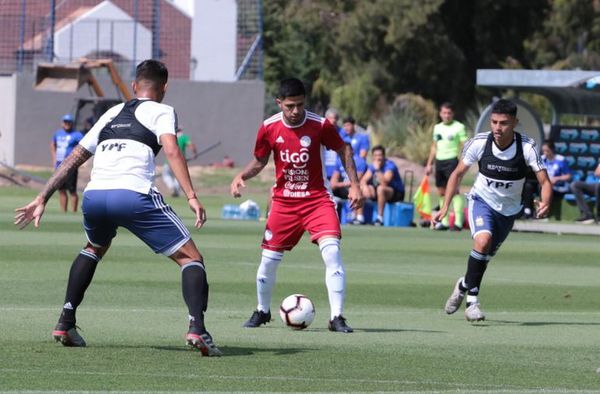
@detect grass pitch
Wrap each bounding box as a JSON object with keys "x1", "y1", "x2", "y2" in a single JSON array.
[{"x1": 1, "y1": 186, "x2": 600, "y2": 392}]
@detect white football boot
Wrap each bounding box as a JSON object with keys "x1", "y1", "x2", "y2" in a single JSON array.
[{"x1": 444, "y1": 277, "x2": 465, "y2": 314}]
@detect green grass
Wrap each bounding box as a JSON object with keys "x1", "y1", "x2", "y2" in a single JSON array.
[{"x1": 2, "y1": 186, "x2": 600, "y2": 392}]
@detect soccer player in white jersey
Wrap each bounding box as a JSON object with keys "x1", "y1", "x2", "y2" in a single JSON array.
[
  {"x1": 14, "y1": 60, "x2": 221, "y2": 356},
  {"x1": 230, "y1": 78, "x2": 364, "y2": 333},
  {"x1": 434, "y1": 99, "x2": 552, "y2": 322}
]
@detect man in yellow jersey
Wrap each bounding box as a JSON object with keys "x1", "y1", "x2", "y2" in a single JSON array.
[{"x1": 425, "y1": 102, "x2": 468, "y2": 231}]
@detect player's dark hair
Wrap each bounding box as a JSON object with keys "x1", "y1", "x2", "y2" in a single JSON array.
[
  {"x1": 278, "y1": 78, "x2": 306, "y2": 99},
  {"x1": 343, "y1": 116, "x2": 355, "y2": 125},
  {"x1": 135, "y1": 59, "x2": 168, "y2": 87},
  {"x1": 372, "y1": 145, "x2": 386, "y2": 156},
  {"x1": 491, "y1": 99, "x2": 517, "y2": 117},
  {"x1": 440, "y1": 102, "x2": 454, "y2": 111},
  {"x1": 543, "y1": 139, "x2": 555, "y2": 152}
]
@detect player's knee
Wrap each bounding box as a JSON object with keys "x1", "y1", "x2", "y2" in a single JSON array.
[
  {"x1": 170, "y1": 239, "x2": 203, "y2": 265},
  {"x1": 473, "y1": 236, "x2": 492, "y2": 254},
  {"x1": 84, "y1": 242, "x2": 109, "y2": 259},
  {"x1": 257, "y1": 249, "x2": 283, "y2": 279},
  {"x1": 319, "y1": 237, "x2": 343, "y2": 267}
]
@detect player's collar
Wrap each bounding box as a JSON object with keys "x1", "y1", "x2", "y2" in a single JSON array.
[{"x1": 281, "y1": 111, "x2": 307, "y2": 129}]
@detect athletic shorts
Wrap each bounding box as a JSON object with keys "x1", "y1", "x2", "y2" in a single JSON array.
[
  {"x1": 373, "y1": 185, "x2": 404, "y2": 203},
  {"x1": 82, "y1": 188, "x2": 190, "y2": 256},
  {"x1": 467, "y1": 194, "x2": 517, "y2": 256},
  {"x1": 435, "y1": 158, "x2": 459, "y2": 188},
  {"x1": 58, "y1": 169, "x2": 78, "y2": 193},
  {"x1": 262, "y1": 196, "x2": 341, "y2": 252}
]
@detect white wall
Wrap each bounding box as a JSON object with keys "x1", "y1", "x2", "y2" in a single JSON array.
[
  {"x1": 190, "y1": 0, "x2": 237, "y2": 81},
  {"x1": 0, "y1": 75, "x2": 16, "y2": 166},
  {"x1": 54, "y1": 0, "x2": 152, "y2": 63}
]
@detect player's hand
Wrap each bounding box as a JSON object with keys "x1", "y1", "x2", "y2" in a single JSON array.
[
  {"x1": 425, "y1": 164, "x2": 432, "y2": 176},
  {"x1": 14, "y1": 196, "x2": 46, "y2": 229},
  {"x1": 188, "y1": 197, "x2": 207, "y2": 229},
  {"x1": 230, "y1": 175, "x2": 245, "y2": 198},
  {"x1": 535, "y1": 200, "x2": 549, "y2": 219},
  {"x1": 432, "y1": 207, "x2": 447, "y2": 228},
  {"x1": 348, "y1": 184, "x2": 364, "y2": 210}
]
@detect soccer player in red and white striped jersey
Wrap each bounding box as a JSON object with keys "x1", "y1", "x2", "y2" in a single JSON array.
[{"x1": 230, "y1": 78, "x2": 363, "y2": 333}]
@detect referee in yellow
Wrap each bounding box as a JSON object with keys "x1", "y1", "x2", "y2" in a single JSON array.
[{"x1": 425, "y1": 102, "x2": 468, "y2": 231}]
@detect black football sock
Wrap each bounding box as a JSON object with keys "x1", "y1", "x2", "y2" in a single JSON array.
[
  {"x1": 59, "y1": 250, "x2": 100, "y2": 325},
  {"x1": 181, "y1": 261, "x2": 209, "y2": 332},
  {"x1": 464, "y1": 250, "x2": 488, "y2": 306}
]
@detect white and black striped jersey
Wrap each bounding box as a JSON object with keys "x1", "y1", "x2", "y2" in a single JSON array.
[
  {"x1": 79, "y1": 98, "x2": 177, "y2": 194},
  {"x1": 462, "y1": 131, "x2": 545, "y2": 216}
]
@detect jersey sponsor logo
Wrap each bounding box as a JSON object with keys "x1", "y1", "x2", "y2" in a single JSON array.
[
  {"x1": 100, "y1": 142, "x2": 127, "y2": 152},
  {"x1": 485, "y1": 178, "x2": 514, "y2": 189},
  {"x1": 284, "y1": 181, "x2": 308, "y2": 190},
  {"x1": 282, "y1": 189, "x2": 311, "y2": 198},
  {"x1": 276, "y1": 136, "x2": 284, "y2": 143},
  {"x1": 110, "y1": 123, "x2": 132, "y2": 129},
  {"x1": 486, "y1": 164, "x2": 519, "y2": 173},
  {"x1": 280, "y1": 148, "x2": 310, "y2": 169}
]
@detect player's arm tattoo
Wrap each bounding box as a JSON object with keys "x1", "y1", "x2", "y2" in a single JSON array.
[
  {"x1": 241, "y1": 156, "x2": 269, "y2": 181},
  {"x1": 338, "y1": 144, "x2": 359, "y2": 184},
  {"x1": 39, "y1": 145, "x2": 92, "y2": 203}
]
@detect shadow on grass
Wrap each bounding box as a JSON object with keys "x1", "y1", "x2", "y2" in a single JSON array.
[
  {"x1": 489, "y1": 320, "x2": 600, "y2": 327},
  {"x1": 150, "y1": 345, "x2": 311, "y2": 357}
]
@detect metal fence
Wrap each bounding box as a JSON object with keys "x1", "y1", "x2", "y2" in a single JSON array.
[{"x1": 0, "y1": 0, "x2": 263, "y2": 81}]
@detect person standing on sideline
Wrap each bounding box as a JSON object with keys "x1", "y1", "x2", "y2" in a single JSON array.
[
  {"x1": 322, "y1": 108, "x2": 350, "y2": 180},
  {"x1": 51, "y1": 114, "x2": 84, "y2": 212},
  {"x1": 437, "y1": 99, "x2": 551, "y2": 322},
  {"x1": 540, "y1": 140, "x2": 572, "y2": 221},
  {"x1": 15, "y1": 60, "x2": 221, "y2": 356},
  {"x1": 425, "y1": 102, "x2": 468, "y2": 231},
  {"x1": 162, "y1": 127, "x2": 198, "y2": 197},
  {"x1": 230, "y1": 78, "x2": 364, "y2": 333}
]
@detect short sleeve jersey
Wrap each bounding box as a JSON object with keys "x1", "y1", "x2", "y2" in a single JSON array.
[
  {"x1": 367, "y1": 159, "x2": 404, "y2": 193},
  {"x1": 53, "y1": 129, "x2": 84, "y2": 167},
  {"x1": 254, "y1": 111, "x2": 345, "y2": 200},
  {"x1": 463, "y1": 131, "x2": 544, "y2": 216},
  {"x1": 433, "y1": 120, "x2": 468, "y2": 160},
  {"x1": 79, "y1": 98, "x2": 177, "y2": 194},
  {"x1": 543, "y1": 155, "x2": 572, "y2": 193}
]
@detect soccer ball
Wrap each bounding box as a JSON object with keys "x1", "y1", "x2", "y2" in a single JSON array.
[{"x1": 279, "y1": 294, "x2": 315, "y2": 330}]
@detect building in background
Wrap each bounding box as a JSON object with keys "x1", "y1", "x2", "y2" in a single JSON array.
[{"x1": 0, "y1": 0, "x2": 263, "y2": 81}]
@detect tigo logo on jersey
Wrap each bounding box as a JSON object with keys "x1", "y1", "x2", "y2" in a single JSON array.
[{"x1": 280, "y1": 148, "x2": 309, "y2": 169}]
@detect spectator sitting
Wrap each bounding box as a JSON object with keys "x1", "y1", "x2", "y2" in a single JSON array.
[
  {"x1": 360, "y1": 145, "x2": 405, "y2": 226},
  {"x1": 330, "y1": 155, "x2": 367, "y2": 223},
  {"x1": 570, "y1": 163, "x2": 600, "y2": 224},
  {"x1": 541, "y1": 140, "x2": 572, "y2": 221},
  {"x1": 343, "y1": 116, "x2": 369, "y2": 161}
]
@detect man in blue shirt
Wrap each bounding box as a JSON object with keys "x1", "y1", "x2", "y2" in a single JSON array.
[
  {"x1": 343, "y1": 116, "x2": 369, "y2": 160},
  {"x1": 51, "y1": 114, "x2": 84, "y2": 212},
  {"x1": 360, "y1": 145, "x2": 404, "y2": 225},
  {"x1": 323, "y1": 108, "x2": 350, "y2": 179},
  {"x1": 541, "y1": 140, "x2": 572, "y2": 220}
]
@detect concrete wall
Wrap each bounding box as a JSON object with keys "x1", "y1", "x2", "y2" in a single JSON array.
[
  {"x1": 0, "y1": 75, "x2": 17, "y2": 165},
  {"x1": 11, "y1": 74, "x2": 264, "y2": 167}
]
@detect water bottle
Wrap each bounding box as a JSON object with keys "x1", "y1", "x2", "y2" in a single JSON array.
[{"x1": 221, "y1": 204, "x2": 241, "y2": 220}]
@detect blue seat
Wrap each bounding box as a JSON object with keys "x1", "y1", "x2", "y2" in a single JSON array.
[{"x1": 563, "y1": 173, "x2": 598, "y2": 205}]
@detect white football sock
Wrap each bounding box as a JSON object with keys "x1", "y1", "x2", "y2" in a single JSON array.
[
  {"x1": 256, "y1": 249, "x2": 283, "y2": 313},
  {"x1": 319, "y1": 237, "x2": 345, "y2": 319}
]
